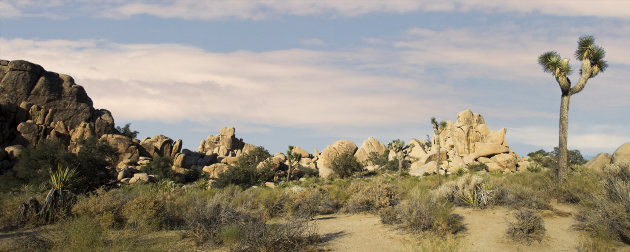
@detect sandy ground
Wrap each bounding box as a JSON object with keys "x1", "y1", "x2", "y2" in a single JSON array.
[
  {"x1": 314, "y1": 204, "x2": 590, "y2": 252},
  {"x1": 454, "y1": 205, "x2": 580, "y2": 252},
  {"x1": 313, "y1": 214, "x2": 418, "y2": 252}
]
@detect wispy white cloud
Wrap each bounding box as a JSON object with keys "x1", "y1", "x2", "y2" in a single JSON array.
[
  {"x1": 3, "y1": 0, "x2": 630, "y2": 20},
  {"x1": 0, "y1": 38, "x2": 444, "y2": 132}
]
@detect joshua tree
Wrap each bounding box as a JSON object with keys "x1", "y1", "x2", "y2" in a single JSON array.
[
  {"x1": 431, "y1": 117, "x2": 447, "y2": 176},
  {"x1": 286, "y1": 145, "x2": 302, "y2": 181},
  {"x1": 387, "y1": 139, "x2": 412, "y2": 175},
  {"x1": 538, "y1": 35, "x2": 607, "y2": 184}
]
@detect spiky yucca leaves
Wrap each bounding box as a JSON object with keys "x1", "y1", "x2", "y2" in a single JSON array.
[
  {"x1": 39, "y1": 164, "x2": 77, "y2": 223},
  {"x1": 538, "y1": 51, "x2": 572, "y2": 77},
  {"x1": 575, "y1": 35, "x2": 608, "y2": 77},
  {"x1": 49, "y1": 163, "x2": 76, "y2": 190}
]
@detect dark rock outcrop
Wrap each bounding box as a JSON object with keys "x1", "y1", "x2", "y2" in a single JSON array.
[{"x1": 0, "y1": 60, "x2": 115, "y2": 149}]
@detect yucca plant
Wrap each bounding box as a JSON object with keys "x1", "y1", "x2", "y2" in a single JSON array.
[
  {"x1": 39, "y1": 163, "x2": 77, "y2": 223},
  {"x1": 49, "y1": 163, "x2": 76, "y2": 190},
  {"x1": 538, "y1": 35, "x2": 608, "y2": 184}
]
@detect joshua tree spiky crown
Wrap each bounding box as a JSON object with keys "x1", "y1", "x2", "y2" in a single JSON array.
[{"x1": 538, "y1": 35, "x2": 608, "y2": 94}]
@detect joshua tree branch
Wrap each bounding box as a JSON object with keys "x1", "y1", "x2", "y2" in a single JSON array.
[{"x1": 570, "y1": 60, "x2": 592, "y2": 95}]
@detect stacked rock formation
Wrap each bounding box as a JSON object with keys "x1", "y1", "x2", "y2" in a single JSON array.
[
  {"x1": 311, "y1": 109, "x2": 523, "y2": 178},
  {"x1": 408, "y1": 109, "x2": 521, "y2": 176},
  {"x1": 1, "y1": 60, "x2": 116, "y2": 172}
]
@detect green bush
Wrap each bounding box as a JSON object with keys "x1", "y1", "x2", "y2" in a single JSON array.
[
  {"x1": 213, "y1": 147, "x2": 273, "y2": 188},
  {"x1": 331, "y1": 151, "x2": 363, "y2": 178},
  {"x1": 122, "y1": 195, "x2": 167, "y2": 231},
  {"x1": 433, "y1": 174, "x2": 496, "y2": 209},
  {"x1": 465, "y1": 162, "x2": 488, "y2": 172},
  {"x1": 12, "y1": 140, "x2": 75, "y2": 189},
  {"x1": 140, "y1": 156, "x2": 176, "y2": 182},
  {"x1": 507, "y1": 208, "x2": 546, "y2": 244},
  {"x1": 72, "y1": 137, "x2": 117, "y2": 192},
  {"x1": 7, "y1": 138, "x2": 116, "y2": 193},
  {"x1": 342, "y1": 179, "x2": 399, "y2": 213},
  {"x1": 116, "y1": 123, "x2": 139, "y2": 139},
  {"x1": 72, "y1": 187, "x2": 130, "y2": 229},
  {"x1": 491, "y1": 172, "x2": 553, "y2": 210},
  {"x1": 394, "y1": 188, "x2": 463, "y2": 235},
  {"x1": 57, "y1": 216, "x2": 106, "y2": 251},
  {"x1": 527, "y1": 147, "x2": 586, "y2": 171}
]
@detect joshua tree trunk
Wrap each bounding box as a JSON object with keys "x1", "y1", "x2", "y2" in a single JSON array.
[
  {"x1": 435, "y1": 135, "x2": 441, "y2": 175},
  {"x1": 558, "y1": 93, "x2": 570, "y2": 184},
  {"x1": 398, "y1": 153, "x2": 403, "y2": 175},
  {"x1": 286, "y1": 163, "x2": 292, "y2": 182}
]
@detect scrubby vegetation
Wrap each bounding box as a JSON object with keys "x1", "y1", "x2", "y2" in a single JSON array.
[
  {"x1": 214, "y1": 147, "x2": 276, "y2": 188},
  {"x1": 507, "y1": 208, "x2": 546, "y2": 244},
  {"x1": 0, "y1": 138, "x2": 117, "y2": 193},
  {"x1": 331, "y1": 151, "x2": 363, "y2": 178},
  {"x1": 2, "y1": 142, "x2": 630, "y2": 251}
]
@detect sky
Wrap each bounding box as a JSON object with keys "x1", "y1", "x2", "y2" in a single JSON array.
[{"x1": 1, "y1": 0, "x2": 629, "y2": 157}]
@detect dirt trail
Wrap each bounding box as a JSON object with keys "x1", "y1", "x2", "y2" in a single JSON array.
[{"x1": 313, "y1": 214, "x2": 417, "y2": 252}]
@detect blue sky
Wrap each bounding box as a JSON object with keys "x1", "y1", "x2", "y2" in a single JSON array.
[{"x1": 1, "y1": 1, "x2": 629, "y2": 157}]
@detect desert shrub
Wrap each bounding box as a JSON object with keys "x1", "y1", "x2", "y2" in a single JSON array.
[
  {"x1": 528, "y1": 147, "x2": 586, "y2": 172},
  {"x1": 554, "y1": 168, "x2": 601, "y2": 203},
  {"x1": 57, "y1": 216, "x2": 106, "y2": 251},
  {"x1": 214, "y1": 147, "x2": 273, "y2": 188},
  {"x1": 141, "y1": 156, "x2": 176, "y2": 182},
  {"x1": 71, "y1": 137, "x2": 117, "y2": 192},
  {"x1": 331, "y1": 151, "x2": 363, "y2": 178},
  {"x1": 0, "y1": 189, "x2": 42, "y2": 229},
  {"x1": 183, "y1": 167, "x2": 203, "y2": 182},
  {"x1": 7, "y1": 232, "x2": 52, "y2": 251},
  {"x1": 72, "y1": 187, "x2": 130, "y2": 229},
  {"x1": 12, "y1": 140, "x2": 75, "y2": 189},
  {"x1": 491, "y1": 172, "x2": 553, "y2": 210},
  {"x1": 285, "y1": 189, "x2": 324, "y2": 218},
  {"x1": 507, "y1": 208, "x2": 546, "y2": 244},
  {"x1": 122, "y1": 195, "x2": 167, "y2": 231},
  {"x1": 465, "y1": 162, "x2": 488, "y2": 172},
  {"x1": 415, "y1": 233, "x2": 462, "y2": 252},
  {"x1": 526, "y1": 162, "x2": 543, "y2": 173},
  {"x1": 395, "y1": 188, "x2": 463, "y2": 235},
  {"x1": 9, "y1": 138, "x2": 116, "y2": 193},
  {"x1": 183, "y1": 193, "x2": 319, "y2": 250},
  {"x1": 295, "y1": 165, "x2": 318, "y2": 178},
  {"x1": 577, "y1": 162, "x2": 630, "y2": 244},
  {"x1": 184, "y1": 195, "x2": 244, "y2": 245},
  {"x1": 433, "y1": 174, "x2": 496, "y2": 209},
  {"x1": 366, "y1": 150, "x2": 389, "y2": 167},
  {"x1": 378, "y1": 206, "x2": 399, "y2": 224},
  {"x1": 342, "y1": 179, "x2": 399, "y2": 213},
  {"x1": 234, "y1": 217, "x2": 319, "y2": 252}
]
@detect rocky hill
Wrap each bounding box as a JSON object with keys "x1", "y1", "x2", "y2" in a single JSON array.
[{"x1": 1, "y1": 60, "x2": 117, "y2": 171}]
